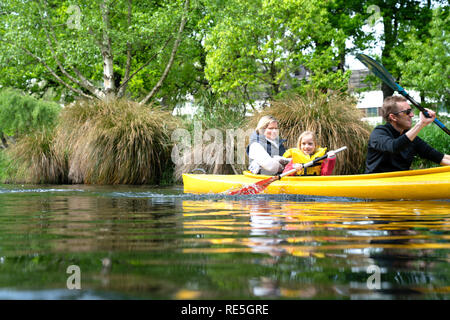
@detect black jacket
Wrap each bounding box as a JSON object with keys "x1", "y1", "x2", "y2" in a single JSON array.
[{"x1": 365, "y1": 122, "x2": 444, "y2": 173}]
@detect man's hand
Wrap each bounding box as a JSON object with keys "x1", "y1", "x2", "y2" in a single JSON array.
[{"x1": 419, "y1": 108, "x2": 436, "y2": 126}]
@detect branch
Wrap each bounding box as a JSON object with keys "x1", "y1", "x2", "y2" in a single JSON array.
[
  {"x1": 16, "y1": 43, "x2": 93, "y2": 100},
  {"x1": 39, "y1": 0, "x2": 105, "y2": 99},
  {"x1": 140, "y1": 0, "x2": 190, "y2": 105},
  {"x1": 117, "y1": 35, "x2": 173, "y2": 93}
]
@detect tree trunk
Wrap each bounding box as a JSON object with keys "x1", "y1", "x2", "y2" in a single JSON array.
[
  {"x1": 337, "y1": 41, "x2": 346, "y2": 72},
  {"x1": 381, "y1": 7, "x2": 396, "y2": 100},
  {"x1": 101, "y1": 0, "x2": 116, "y2": 98}
]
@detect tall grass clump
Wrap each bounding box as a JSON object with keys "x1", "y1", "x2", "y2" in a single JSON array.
[
  {"x1": 247, "y1": 90, "x2": 372, "y2": 174},
  {"x1": 55, "y1": 99, "x2": 179, "y2": 184},
  {"x1": 0, "y1": 149, "x2": 17, "y2": 183},
  {"x1": 173, "y1": 91, "x2": 248, "y2": 181},
  {"x1": 6, "y1": 128, "x2": 68, "y2": 184}
]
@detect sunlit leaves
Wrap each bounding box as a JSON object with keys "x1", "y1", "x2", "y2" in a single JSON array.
[
  {"x1": 203, "y1": 0, "x2": 350, "y2": 105},
  {"x1": 397, "y1": 8, "x2": 449, "y2": 108}
]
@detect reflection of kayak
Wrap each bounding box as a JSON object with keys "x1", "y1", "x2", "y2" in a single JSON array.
[{"x1": 182, "y1": 166, "x2": 450, "y2": 200}]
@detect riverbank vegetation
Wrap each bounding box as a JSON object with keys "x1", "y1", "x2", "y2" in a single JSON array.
[
  {"x1": 173, "y1": 90, "x2": 249, "y2": 182},
  {"x1": 1, "y1": 98, "x2": 179, "y2": 184},
  {"x1": 0, "y1": 1, "x2": 448, "y2": 184},
  {"x1": 412, "y1": 118, "x2": 450, "y2": 169}
]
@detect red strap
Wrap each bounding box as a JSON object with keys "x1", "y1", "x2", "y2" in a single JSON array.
[
  {"x1": 282, "y1": 160, "x2": 296, "y2": 175},
  {"x1": 320, "y1": 157, "x2": 336, "y2": 176}
]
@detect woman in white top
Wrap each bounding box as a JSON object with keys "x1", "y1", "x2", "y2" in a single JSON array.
[{"x1": 247, "y1": 116, "x2": 290, "y2": 175}]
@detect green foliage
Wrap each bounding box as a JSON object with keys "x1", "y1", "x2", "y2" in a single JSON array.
[
  {"x1": 0, "y1": 88, "x2": 61, "y2": 136},
  {"x1": 191, "y1": 89, "x2": 247, "y2": 130},
  {"x1": 412, "y1": 118, "x2": 450, "y2": 169},
  {"x1": 396, "y1": 8, "x2": 450, "y2": 109},
  {"x1": 0, "y1": 0, "x2": 201, "y2": 107},
  {"x1": 351, "y1": 1, "x2": 439, "y2": 98},
  {"x1": 203, "y1": 0, "x2": 351, "y2": 105}
]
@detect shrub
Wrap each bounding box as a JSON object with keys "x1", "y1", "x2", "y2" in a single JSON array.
[
  {"x1": 246, "y1": 90, "x2": 372, "y2": 174},
  {"x1": 5, "y1": 128, "x2": 67, "y2": 184},
  {"x1": 412, "y1": 119, "x2": 450, "y2": 169},
  {"x1": 0, "y1": 88, "x2": 61, "y2": 136},
  {"x1": 0, "y1": 89, "x2": 63, "y2": 183},
  {"x1": 0, "y1": 149, "x2": 16, "y2": 183},
  {"x1": 54, "y1": 99, "x2": 179, "y2": 184}
]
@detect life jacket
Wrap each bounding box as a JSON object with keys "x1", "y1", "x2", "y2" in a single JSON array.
[
  {"x1": 282, "y1": 147, "x2": 327, "y2": 176},
  {"x1": 246, "y1": 132, "x2": 287, "y2": 159}
]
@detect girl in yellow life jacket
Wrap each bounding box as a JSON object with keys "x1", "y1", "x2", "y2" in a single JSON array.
[{"x1": 282, "y1": 131, "x2": 336, "y2": 176}]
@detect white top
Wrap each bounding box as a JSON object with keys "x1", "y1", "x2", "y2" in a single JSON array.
[{"x1": 248, "y1": 141, "x2": 289, "y2": 175}]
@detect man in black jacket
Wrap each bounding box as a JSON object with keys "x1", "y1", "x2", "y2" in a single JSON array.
[{"x1": 365, "y1": 96, "x2": 450, "y2": 173}]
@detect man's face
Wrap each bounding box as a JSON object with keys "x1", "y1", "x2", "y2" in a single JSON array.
[{"x1": 392, "y1": 101, "x2": 414, "y2": 131}]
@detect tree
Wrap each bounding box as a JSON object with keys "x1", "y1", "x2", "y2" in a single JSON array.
[
  {"x1": 202, "y1": 0, "x2": 351, "y2": 108},
  {"x1": 0, "y1": 0, "x2": 192, "y2": 104},
  {"x1": 357, "y1": 0, "x2": 444, "y2": 99},
  {"x1": 324, "y1": 0, "x2": 375, "y2": 71},
  {"x1": 396, "y1": 7, "x2": 449, "y2": 110}
]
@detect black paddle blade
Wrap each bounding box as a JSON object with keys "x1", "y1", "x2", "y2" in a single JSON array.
[{"x1": 356, "y1": 54, "x2": 402, "y2": 93}]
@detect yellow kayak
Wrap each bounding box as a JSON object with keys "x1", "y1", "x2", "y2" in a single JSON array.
[{"x1": 182, "y1": 166, "x2": 450, "y2": 200}]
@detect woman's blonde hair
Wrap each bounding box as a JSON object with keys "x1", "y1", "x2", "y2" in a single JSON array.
[
  {"x1": 297, "y1": 131, "x2": 318, "y2": 152},
  {"x1": 256, "y1": 115, "x2": 278, "y2": 135}
]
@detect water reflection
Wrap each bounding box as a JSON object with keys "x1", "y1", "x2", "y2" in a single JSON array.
[
  {"x1": 181, "y1": 199, "x2": 450, "y2": 299},
  {"x1": 0, "y1": 185, "x2": 449, "y2": 299}
]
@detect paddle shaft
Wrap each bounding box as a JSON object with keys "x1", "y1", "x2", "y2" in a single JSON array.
[
  {"x1": 276, "y1": 146, "x2": 348, "y2": 179},
  {"x1": 398, "y1": 90, "x2": 450, "y2": 135},
  {"x1": 228, "y1": 147, "x2": 347, "y2": 195}
]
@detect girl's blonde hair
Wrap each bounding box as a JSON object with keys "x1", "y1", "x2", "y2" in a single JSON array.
[
  {"x1": 256, "y1": 115, "x2": 278, "y2": 135},
  {"x1": 297, "y1": 131, "x2": 318, "y2": 152}
]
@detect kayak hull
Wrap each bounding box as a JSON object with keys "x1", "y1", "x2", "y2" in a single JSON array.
[{"x1": 182, "y1": 166, "x2": 450, "y2": 200}]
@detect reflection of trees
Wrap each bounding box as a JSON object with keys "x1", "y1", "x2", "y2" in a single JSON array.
[
  {"x1": 48, "y1": 196, "x2": 181, "y2": 252},
  {"x1": 366, "y1": 227, "x2": 442, "y2": 298},
  {"x1": 3, "y1": 190, "x2": 448, "y2": 299},
  {"x1": 0, "y1": 192, "x2": 181, "y2": 253},
  {"x1": 0, "y1": 189, "x2": 188, "y2": 297}
]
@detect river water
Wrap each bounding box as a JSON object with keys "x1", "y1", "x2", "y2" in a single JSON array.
[{"x1": 0, "y1": 184, "x2": 448, "y2": 300}]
